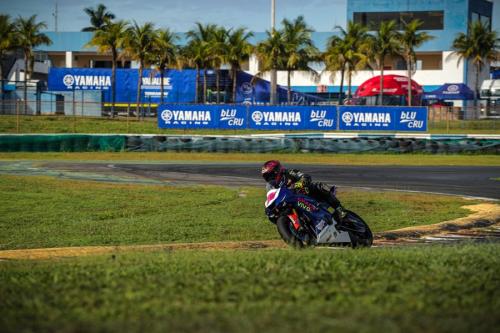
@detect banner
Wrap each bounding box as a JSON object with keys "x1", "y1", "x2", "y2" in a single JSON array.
[
  {"x1": 248, "y1": 105, "x2": 337, "y2": 130},
  {"x1": 338, "y1": 106, "x2": 427, "y2": 131},
  {"x1": 158, "y1": 104, "x2": 247, "y2": 129},
  {"x1": 48, "y1": 68, "x2": 323, "y2": 105},
  {"x1": 48, "y1": 68, "x2": 197, "y2": 103}
]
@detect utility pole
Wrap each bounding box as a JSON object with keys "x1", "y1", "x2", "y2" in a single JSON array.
[
  {"x1": 270, "y1": 0, "x2": 277, "y2": 105},
  {"x1": 53, "y1": 1, "x2": 58, "y2": 32}
]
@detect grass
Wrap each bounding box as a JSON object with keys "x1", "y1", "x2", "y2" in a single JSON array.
[
  {"x1": 1, "y1": 115, "x2": 499, "y2": 134},
  {"x1": 1, "y1": 151, "x2": 499, "y2": 166},
  {"x1": 0, "y1": 175, "x2": 476, "y2": 250},
  {"x1": 1, "y1": 244, "x2": 499, "y2": 333}
]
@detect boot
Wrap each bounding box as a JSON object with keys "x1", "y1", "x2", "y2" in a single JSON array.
[{"x1": 334, "y1": 205, "x2": 347, "y2": 223}]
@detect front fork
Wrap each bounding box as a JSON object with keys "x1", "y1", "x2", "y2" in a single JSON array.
[
  {"x1": 287, "y1": 209, "x2": 315, "y2": 245},
  {"x1": 287, "y1": 209, "x2": 301, "y2": 231}
]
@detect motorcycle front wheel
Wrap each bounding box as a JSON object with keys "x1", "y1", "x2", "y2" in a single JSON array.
[{"x1": 276, "y1": 216, "x2": 306, "y2": 249}]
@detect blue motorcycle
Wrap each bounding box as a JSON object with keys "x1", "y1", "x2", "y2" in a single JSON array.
[{"x1": 265, "y1": 186, "x2": 373, "y2": 248}]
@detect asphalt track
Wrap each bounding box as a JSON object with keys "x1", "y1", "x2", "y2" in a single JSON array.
[{"x1": 107, "y1": 163, "x2": 500, "y2": 200}]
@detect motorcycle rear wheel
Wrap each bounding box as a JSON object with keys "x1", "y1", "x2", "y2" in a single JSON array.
[
  {"x1": 276, "y1": 216, "x2": 305, "y2": 249},
  {"x1": 342, "y1": 211, "x2": 373, "y2": 248}
]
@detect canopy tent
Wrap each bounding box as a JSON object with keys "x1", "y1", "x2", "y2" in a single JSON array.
[
  {"x1": 422, "y1": 83, "x2": 474, "y2": 100},
  {"x1": 354, "y1": 75, "x2": 423, "y2": 97},
  {"x1": 352, "y1": 74, "x2": 423, "y2": 105}
]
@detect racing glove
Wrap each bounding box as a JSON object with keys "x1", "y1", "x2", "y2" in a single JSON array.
[{"x1": 293, "y1": 180, "x2": 309, "y2": 195}]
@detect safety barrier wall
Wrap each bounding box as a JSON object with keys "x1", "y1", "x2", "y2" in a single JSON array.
[{"x1": 1, "y1": 134, "x2": 498, "y2": 154}]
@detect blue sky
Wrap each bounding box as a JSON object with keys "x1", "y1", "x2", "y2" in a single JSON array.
[
  {"x1": 0, "y1": 0, "x2": 347, "y2": 32},
  {"x1": 1, "y1": 0, "x2": 498, "y2": 33}
]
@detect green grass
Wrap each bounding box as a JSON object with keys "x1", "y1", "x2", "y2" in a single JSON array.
[
  {"x1": 1, "y1": 115, "x2": 499, "y2": 134},
  {"x1": 1, "y1": 244, "x2": 499, "y2": 333},
  {"x1": 0, "y1": 175, "x2": 475, "y2": 250},
  {"x1": 1, "y1": 151, "x2": 499, "y2": 166}
]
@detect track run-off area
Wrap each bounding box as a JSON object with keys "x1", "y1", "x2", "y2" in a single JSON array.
[{"x1": 0, "y1": 160, "x2": 499, "y2": 260}]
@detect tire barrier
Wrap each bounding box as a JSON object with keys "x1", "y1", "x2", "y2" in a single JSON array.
[
  {"x1": 1, "y1": 134, "x2": 499, "y2": 154},
  {"x1": 0, "y1": 135, "x2": 126, "y2": 152}
]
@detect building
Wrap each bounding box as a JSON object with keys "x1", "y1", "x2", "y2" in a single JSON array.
[{"x1": 3, "y1": 0, "x2": 495, "y2": 113}]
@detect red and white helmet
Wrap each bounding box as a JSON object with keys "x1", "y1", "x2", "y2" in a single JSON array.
[{"x1": 261, "y1": 160, "x2": 285, "y2": 187}]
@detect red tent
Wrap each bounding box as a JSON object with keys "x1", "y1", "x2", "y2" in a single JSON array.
[{"x1": 354, "y1": 75, "x2": 423, "y2": 105}]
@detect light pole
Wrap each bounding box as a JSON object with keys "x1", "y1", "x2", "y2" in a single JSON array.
[{"x1": 270, "y1": 0, "x2": 277, "y2": 105}]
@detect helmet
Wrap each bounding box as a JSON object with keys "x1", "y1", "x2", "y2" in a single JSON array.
[{"x1": 261, "y1": 160, "x2": 285, "y2": 187}]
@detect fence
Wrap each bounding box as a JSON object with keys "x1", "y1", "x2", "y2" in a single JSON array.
[{"x1": 0, "y1": 100, "x2": 499, "y2": 134}]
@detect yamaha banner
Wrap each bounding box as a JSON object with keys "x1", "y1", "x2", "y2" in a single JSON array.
[
  {"x1": 248, "y1": 105, "x2": 337, "y2": 130},
  {"x1": 158, "y1": 104, "x2": 247, "y2": 129},
  {"x1": 48, "y1": 68, "x2": 197, "y2": 103},
  {"x1": 338, "y1": 106, "x2": 427, "y2": 131}
]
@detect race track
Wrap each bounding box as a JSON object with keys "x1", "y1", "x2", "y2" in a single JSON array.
[
  {"x1": 106, "y1": 163, "x2": 500, "y2": 200},
  {"x1": 2, "y1": 161, "x2": 499, "y2": 199}
]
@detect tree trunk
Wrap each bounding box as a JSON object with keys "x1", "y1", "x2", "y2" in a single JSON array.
[
  {"x1": 231, "y1": 67, "x2": 237, "y2": 103},
  {"x1": 203, "y1": 68, "x2": 207, "y2": 103},
  {"x1": 407, "y1": 55, "x2": 412, "y2": 106},
  {"x1": 24, "y1": 53, "x2": 28, "y2": 115},
  {"x1": 111, "y1": 48, "x2": 117, "y2": 118},
  {"x1": 347, "y1": 63, "x2": 352, "y2": 101},
  {"x1": 195, "y1": 66, "x2": 200, "y2": 103},
  {"x1": 0, "y1": 56, "x2": 3, "y2": 112},
  {"x1": 270, "y1": 69, "x2": 277, "y2": 105},
  {"x1": 287, "y1": 70, "x2": 291, "y2": 104},
  {"x1": 136, "y1": 63, "x2": 143, "y2": 120},
  {"x1": 338, "y1": 67, "x2": 345, "y2": 105},
  {"x1": 379, "y1": 59, "x2": 384, "y2": 106},
  {"x1": 160, "y1": 68, "x2": 165, "y2": 104},
  {"x1": 474, "y1": 63, "x2": 480, "y2": 119},
  {"x1": 216, "y1": 68, "x2": 220, "y2": 104}
]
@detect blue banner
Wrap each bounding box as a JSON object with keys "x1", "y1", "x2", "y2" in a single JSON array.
[
  {"x1": 338, "y1": 106, "x2": 427, "y2": 131},
  {"x1": 158, "y1": 104, "x2": 247, "y2": 129},
  {"x1": 48, "y1": 68, "x2": 197, "y2": 103},
  {"x1": 248, "y1": 105, "x2": 337, "y2": 130}
]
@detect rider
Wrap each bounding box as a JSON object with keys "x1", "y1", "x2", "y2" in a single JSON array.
[{"x1": 261, "y1": 160, "x2": 347, "y2": 223}]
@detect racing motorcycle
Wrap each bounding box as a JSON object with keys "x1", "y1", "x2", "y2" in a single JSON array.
[{"x1": 265, "y1": 186, "x2": 373, "y2": 248}]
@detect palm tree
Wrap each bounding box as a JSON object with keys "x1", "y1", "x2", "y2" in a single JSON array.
[
  {"x1": 0, "y1": 15, "x2": 16, "y2": 107},
  {"x1": 82, "y1": 4, "x2": 115, "y2": 32},
  {"x1": 124, "y1": 21, "x2": 156, "y2": 118},
  {"x1": 451, "y1": 20, "x2": 499, "y2": 108},
  {"x1": 281, "y1": 16, "x2": 319, "y2": 103},
  {"x1": 209, "y1": 26, "x2": 228, "y2": 103},
  {"x1": 186, "y1": 23, "x2": 216, "y2": 103},
  {"x1": 323, "y1": 35, "x2": 348, "y2": 104},
  {"x1": 15, "y1": 15, "x2": 51, "y2": 114},
  {"x1": 151, "y1": 28, "x2": 178, "y2": 104},
  {"x1": 339, "y1": 21, "x2": 371, "y2": 102},
  {"x1": 255, "y1": 29, "x2": 287, "y2": 104},
  {"x1": 366, "y1": 20, "x2": 401, "y2": 105},
  {"x1": 400, "y1": 19, "x2": 434, "y2": 106},
  {"x1": 226, "y1": 27, "x2": 253, "y2": 103},
  {"x1": 87, "y1": 20, "x2": 128, "y2": 117}
]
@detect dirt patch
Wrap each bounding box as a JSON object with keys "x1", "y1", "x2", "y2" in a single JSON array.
[
  {"x1": 0, "y1": 240, "x2": 287, "y2": 261},
  {"x1": 376, "y1": 203, "x2": 500, "y2": 240},
  {"x1": 1, "y1": 203, "x2": 499, "y2": 261}
]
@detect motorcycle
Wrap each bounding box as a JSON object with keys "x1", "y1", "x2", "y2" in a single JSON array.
[{"x1": 265, "y1": 186, "x2": 373, "y2": 248}]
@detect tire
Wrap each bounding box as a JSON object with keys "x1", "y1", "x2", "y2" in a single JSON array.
[
  {"x1": 342, "y1": 211, "x2": 373, "y2": 248},
  {"x1": 276, "y1": 215, "x2": 305, "y2": 249}
]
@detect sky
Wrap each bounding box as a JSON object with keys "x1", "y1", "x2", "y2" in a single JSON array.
[
  {"x1": 0, "y1": 0, "x2": 347, "y2": 32},
  {"x1": 0, "y1": 0, "x2": 498, "y2": 33}
]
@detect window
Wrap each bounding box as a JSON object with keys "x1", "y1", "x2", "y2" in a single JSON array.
[{"x1": 353, "y1": 11, "x2": 444, "y2": 30}]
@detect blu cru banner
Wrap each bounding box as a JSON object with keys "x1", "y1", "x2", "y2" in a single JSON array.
[
  {"x1": 248, "y1": 105, "x2": 337, "y2": 130},
  {"x1": 158, "y1": 104, "x2": 247, "y2": 129},
  {"x1": 338, "y1": 106, "x2": 427, "y2": 131}
]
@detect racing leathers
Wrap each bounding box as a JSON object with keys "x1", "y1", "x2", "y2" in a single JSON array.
[{"x1": 265, "y1": 168, "x2": 346, "y2": 223}]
